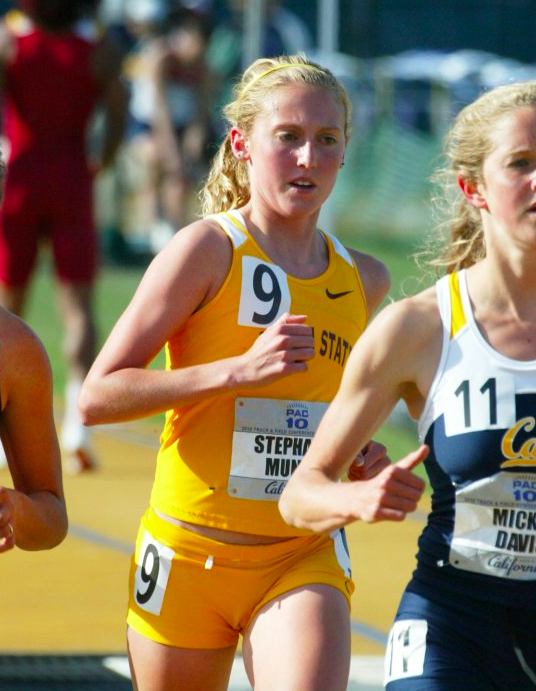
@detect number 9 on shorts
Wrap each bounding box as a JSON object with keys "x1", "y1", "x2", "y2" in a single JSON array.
[{"x1": 133, "y1": 531, "x2": 175, "y2": 615}]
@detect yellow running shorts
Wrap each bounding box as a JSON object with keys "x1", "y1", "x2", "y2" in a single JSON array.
[{"x1": 127, "y1": 507, "x2": 354, "y2": 649}]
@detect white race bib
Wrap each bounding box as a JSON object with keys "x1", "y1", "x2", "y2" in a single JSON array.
[
  {"x1": 133, "y1": 531, "x2": 175, "y2": 615},
  {"x1": 384, "y1": 620, "x2": 427, "y2": 684},
  {"x1": 237, "y1": 256, "x2": 291, "y2": 327},
  {"x1": 228, "y1": 397, "x2": 327, "y2": 501},
  {"x1": 450, "y1": 471, "x2": 536, "y2": 580}
]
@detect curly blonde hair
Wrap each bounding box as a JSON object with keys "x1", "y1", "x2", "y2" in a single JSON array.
[
  {"x1": 200, "y1": 53, "x2": 352, "y2": 217},
  {"x1": 424, "y1": 80, "x2": 536, "y2": 274}
]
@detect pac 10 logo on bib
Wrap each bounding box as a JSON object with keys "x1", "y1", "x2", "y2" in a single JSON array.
[
  {"x1": 286, "y1": 402, "x2": 309, "y2": 430},
  {"x1": 512, "y1": 478, "x2": 536, "y2": 503}
]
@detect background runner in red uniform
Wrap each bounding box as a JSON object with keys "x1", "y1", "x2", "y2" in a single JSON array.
[{"x1": 0, "y1": 0, "x2": 127, "y2": 472}]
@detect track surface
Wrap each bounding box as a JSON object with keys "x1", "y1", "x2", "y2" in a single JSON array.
[{"x1": 0, "y1": 421, "x2": 426, "y2": 689}]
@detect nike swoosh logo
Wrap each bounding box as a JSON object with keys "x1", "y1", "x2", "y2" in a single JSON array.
[{"x1": 325, "y1": 288, "x2": 354, "y2": 300}]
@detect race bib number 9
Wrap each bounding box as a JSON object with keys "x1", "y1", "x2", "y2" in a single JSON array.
[
  {"x1": 133, "y1": 531, "x2": 175, "y2": 615},
  {"x1": 238, "y1": 256, "x2": 291, "y2": 327}
]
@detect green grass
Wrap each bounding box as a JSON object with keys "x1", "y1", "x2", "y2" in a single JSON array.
[
  {"x1": 374, "y1": 419, "x2": 426, "y2": 482},
  {"x1": 338, "y1": 226, "x2": 428, "y2": 302},
  {"x1": 336, "y1": 226, "x2": 425, "y2": 476},
  {"x1": 25, "y1": 255, "x2": 147, "y2": 395}
]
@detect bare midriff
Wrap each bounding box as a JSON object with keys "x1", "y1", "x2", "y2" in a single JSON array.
[{"x1": 154, "y1": 508, "x2": 294, "y2": 545}]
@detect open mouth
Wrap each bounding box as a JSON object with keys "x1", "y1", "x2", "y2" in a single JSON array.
[{"x1": 290, "y1": 180, "x2": 315, "y2": 190}]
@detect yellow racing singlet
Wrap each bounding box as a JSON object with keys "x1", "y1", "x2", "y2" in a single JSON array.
[{"x1": 150, "y1": 209, "x2": 369, "y2": 536}]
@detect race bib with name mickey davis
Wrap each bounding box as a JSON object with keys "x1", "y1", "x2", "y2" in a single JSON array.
[{"x1": 450, "y1": 471, "x2": 536, "y2": 580}]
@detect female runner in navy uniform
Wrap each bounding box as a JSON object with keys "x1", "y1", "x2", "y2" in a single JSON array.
[{"x1": 281, "y1": 80, "x2": 536, "y2": 690}]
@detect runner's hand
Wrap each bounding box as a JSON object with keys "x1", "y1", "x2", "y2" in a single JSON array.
[
  {"x1": 350, "y1": 445, "x2": 428, "y2": 523},
  {"x1": 237, "y1": 313, "x2": 315, "y2": 387},
  {"x1": 347, "y1": 440, "x2": 391, "y2": 481}
]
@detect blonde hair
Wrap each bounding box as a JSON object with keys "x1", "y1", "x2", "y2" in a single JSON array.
[
  {"x1": 200, "y1": 53, "x2": 352, "y2": 217},
  {"x1": 423, "y1": 80, "x2": 536, "y2": 274}
]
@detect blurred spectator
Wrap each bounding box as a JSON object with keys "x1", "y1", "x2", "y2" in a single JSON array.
[
  {"x1": 149, "y1": 8, "x2": 215, "y2": 249},
  {"x1": 119, "y1": 0, "x2": 168, "y2": 246},
  {"x1": 98, "y1": 0, "x2": 138, "y2": 55},
  {"x1": 0, "y1": 0, "x2": 128, "y2": 473},
  {"x1": 122, "y1": 5, "x2": 216, "y2": 252}
]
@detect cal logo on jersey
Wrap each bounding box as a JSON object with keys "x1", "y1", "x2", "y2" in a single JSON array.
[{"x1": 501, "y1": 416, "x2": 536, "y2": 468}]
